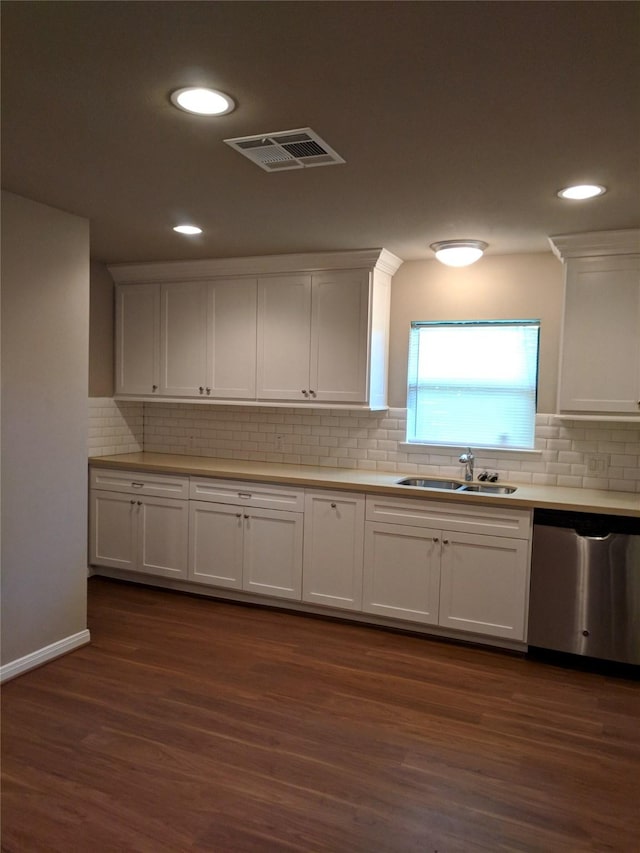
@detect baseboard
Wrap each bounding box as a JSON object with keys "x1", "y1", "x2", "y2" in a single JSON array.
[{"x1": 0, "y1": 629, "x2": 91, "y2": 683}]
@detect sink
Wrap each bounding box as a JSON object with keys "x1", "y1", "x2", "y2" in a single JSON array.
[
  {"x1": 397, "y1": 477, "x2": 465, "y2": 490},
  {"x1": 459, "y1": 484, "x2": 517, "y2": 495}
]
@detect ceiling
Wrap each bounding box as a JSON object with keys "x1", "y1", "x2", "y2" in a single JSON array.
[{"x1": 2, "y1": 1, "x2": 638, "y2": 265}]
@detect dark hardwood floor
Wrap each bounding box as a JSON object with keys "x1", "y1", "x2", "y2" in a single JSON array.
[{"x1": 2, "y1": 577, "x2": 639, "y2": 852}]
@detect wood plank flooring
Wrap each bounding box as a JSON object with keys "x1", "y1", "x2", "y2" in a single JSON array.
[{"x1": 2, "y1": 577, "x2": 639, "y2": 852}]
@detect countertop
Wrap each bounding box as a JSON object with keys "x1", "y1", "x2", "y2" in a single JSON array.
[{"x1": 89, "y1": 452, "x2": 640, "y2": 518}]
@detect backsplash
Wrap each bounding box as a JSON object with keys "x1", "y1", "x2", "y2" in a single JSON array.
[
  {"x1": 88, "y1": 400, "x2": 640, "y2": 493},
  {"x1": 88, "y1": 398, "x2": 143, "y2": 456}
]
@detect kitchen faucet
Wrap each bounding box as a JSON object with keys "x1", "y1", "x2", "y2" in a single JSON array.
[{"x1": 459, "y1": 447, "x2": 475, "y2": 481}]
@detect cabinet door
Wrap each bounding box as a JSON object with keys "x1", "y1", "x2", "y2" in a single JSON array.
[
  {"x1": 90, "y1": 490, "x2": 137, "y2": 570},
  {"x1": 303, "y1": 491, "x2": 364, "y2": 610},
  {"x1": 188, "y1": 500, "x2": 244, "y2": 589},
  {"x1": 256, "y1": 275, "x2": 312, "y2": 402},
  {"x1": 207, "y1": 278, "x2": 257, "y2": 399},
  {"x1": 310, "y1": 270, "x2": 370, "y2": 403},
  {"x1": 363, "y1": 521, "x2": 441, "y2": 624},
  {"x1": 115, "y1": 284, "x2": 160, "y2": 395},
  {"x1": 160, "y1": 282, "x2": 208, "y2": 397},
  {"x1": 438, "y1": 531, "x2": 529, "y2": 641},
  {"x1": 242, "y1": 508, "x2": 303, "y2": 600},
  {"x1": 137, "y1": 496, "x2": 189, "y2": 579},
  {"x1": 559, "y1": 256, "x2": 640, "y2": 413}
]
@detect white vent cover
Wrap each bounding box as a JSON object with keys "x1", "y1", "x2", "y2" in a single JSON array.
[{"x1": 224, "y1": 127, "x2": 345, "y2": 172}]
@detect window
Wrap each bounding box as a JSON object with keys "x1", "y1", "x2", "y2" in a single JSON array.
[{"x1": 406, "y1": 320, "x2": 540, "y2": 450}]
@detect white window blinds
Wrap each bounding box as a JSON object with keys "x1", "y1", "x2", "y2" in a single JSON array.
[{"x1": 406, "y1": 320, "x2": 540, "y2": 450}]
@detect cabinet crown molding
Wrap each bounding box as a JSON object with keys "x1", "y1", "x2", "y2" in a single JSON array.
[
  {"x1": 108, "y1": 248, "x2": 403, "y2": 284},
  {"x1": 549, "y1": 229, "x2": 640, "y2": 261}
]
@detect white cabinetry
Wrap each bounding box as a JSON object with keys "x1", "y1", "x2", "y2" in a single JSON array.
[
  {"x1": 207, "y1": 278, "x2": 257, "y2": 399},
  {"x1": 127, "y1": 278, "x2": 257, "y2": 400},
  {"x1": 115, "y1": 284, "x2": 160, "y2": 395},
  {"x1": 160, "y1": 282, "x2": 208, "y2": 397},
  {"x1": 364, "y1": 495, "x2": 531, "y2": 640},
  {"x1": 302, "y1": 490, "x2": 365, "y2": 611},
  {"x1": 89, "y1": 468, "x2": 189, "y2": 579},
  {"x1": 551, "y1": 230, "x2": 640, "y2": 416},
  {"x1": 188, "y1": 478, "x2": 304, "y2": 600},
  {"x1": 109, "y1": 249, "x2": 401, "y2": 409},
  {"x1": 256, "y1": 269, "x2": 370, "y2": 404}
]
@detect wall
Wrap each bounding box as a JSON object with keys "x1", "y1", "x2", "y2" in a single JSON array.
[
  {"x1": 89, "y1": 261, "x2": 114, "y2": 397},
  {"x1": 388, "y1": 253, "x2": 563, "y2": 410},
  {"x1": 1, "y1": 191, "x2": 90, "y2": 671}
]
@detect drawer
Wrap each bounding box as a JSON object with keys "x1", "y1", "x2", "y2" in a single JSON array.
[
  {"x1": 90, "y1": 467, "x2": 189, "y2": 500},
  {"x1": 366, "y1": 495, "x2": 531, "y2": 539},
  {"x1": 189, "y1": 477, "x2": 305, "y2": 512}
]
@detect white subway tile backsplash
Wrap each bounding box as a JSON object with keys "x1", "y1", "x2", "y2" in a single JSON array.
[{"x1": 88, "y1": 400, "x2": 640, "y2": 493}]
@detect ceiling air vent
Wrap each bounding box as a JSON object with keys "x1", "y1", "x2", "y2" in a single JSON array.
[{"x1": 224, "y1": 128, "x2": 345, "y2": 172}]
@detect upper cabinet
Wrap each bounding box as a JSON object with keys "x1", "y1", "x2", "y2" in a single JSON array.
[
  {"x1": 550, "y1": 230, "x2": 640, "y2": 417},
  {"x1": 109, "y1": 249, "x2": 402, "y2": 410},
  {"x1": 115, "y1": 283, "x2": 160, "y2": 396},
  {"x1": 256, "y1": 269, "x2": 370, "y2": 404}
]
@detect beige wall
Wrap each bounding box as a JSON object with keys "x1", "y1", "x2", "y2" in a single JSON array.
[
  {"x1": 89, "y1": 261, "x2": 114, "y2": 397},
  {"x1": 388, "y1": 253, "x2": 564, "y2": 411},
  {"x1": 1, "y1": 191, "x2": 90, "y2": 667}
]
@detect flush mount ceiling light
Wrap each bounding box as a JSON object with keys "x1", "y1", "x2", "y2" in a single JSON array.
[
  {"x1": 429, "y1": 240, "x2": 488, "y2": 267},
  {"x1": 557, "y1": 184, "x2": 607, "y2": 200},
  {"x1": 173, "y1": 224, "x2": 202, "y2": 235},
  {"x1": 170, "y1": 87, "x2": 235, "y2": 116}
]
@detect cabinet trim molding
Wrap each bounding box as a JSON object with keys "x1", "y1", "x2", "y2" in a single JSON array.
[
  {"x1": 109, "y1": 248, "x2": 403, "y2": 284},
  {"x1": 549, "y1": 229, "x2": 640, "y2": 260}
]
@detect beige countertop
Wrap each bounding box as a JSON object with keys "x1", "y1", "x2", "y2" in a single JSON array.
[{"x1": 89, "y1": 452, "x2": 640, "y2": 518}]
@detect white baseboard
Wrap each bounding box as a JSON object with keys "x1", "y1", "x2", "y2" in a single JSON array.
[{"x1": 0, "y1": 629, "x2": 91, "y2": 683}]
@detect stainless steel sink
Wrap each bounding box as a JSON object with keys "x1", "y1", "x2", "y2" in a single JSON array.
[
  {"x1": 397, "y1": 477, "x2": 465, "y2": 490},
  {"x1": 459, "y1": 484, "x2": 517, "y2": 495},
  {"x1": 396, "y1": 477, "x2": 517, "y2": 495}
]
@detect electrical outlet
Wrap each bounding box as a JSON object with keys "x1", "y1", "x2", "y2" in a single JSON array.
[
  {"x1": 586, "y1": 453, "x2": 608, "y2": 474},
  {"x1": 274, "y1": 434, "x2": 284, "y2": 450}
]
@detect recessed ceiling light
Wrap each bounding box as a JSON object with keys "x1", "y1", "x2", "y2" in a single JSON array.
[
  {"x1": 170, "y1": 87, "x2": 235, "y2": 116},
  {"x1": 429, "y1": 240, "x2": 488, "y2": 267},
  {"x1": 557, "y1": 184, "x2": 607, "y2": 200},
  {"x1": 173, "y1": 225, "x2": 202, "y2": 235}
]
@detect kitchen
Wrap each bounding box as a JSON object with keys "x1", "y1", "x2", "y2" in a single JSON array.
[{"x1": 2, "y1": 2, "x2": 639, "y2": 850}]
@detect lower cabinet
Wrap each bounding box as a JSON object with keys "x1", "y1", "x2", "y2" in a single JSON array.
[
  {"x1": 302, "y1": 490, "x2": 365, "y2": 610},
  {"x1": 89, "y1": 466, "x2": 533, "y2": 646},
  {"x1": 187, "y1": 478, "x2": 304, "y2": 600},
  {"x1": 90, "y1": 489, "x2": 189, "y2": 580},
  {"x1": 364, "y1": 496, "x2": 531, "y2": 641},
  {"x1": 363, "y1": 522, "x2": 441, "y2": 624}
]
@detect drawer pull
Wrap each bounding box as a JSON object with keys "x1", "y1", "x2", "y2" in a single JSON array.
[
  {"x1": 132, "y1": 482, "x2": 144, "y2": 488},
  {"x1": 238, "y1": 492, "x2": 252, "y2": 499}
]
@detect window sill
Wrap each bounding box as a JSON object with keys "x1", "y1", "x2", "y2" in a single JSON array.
[{"x1": 400, "y1": 442, "x2": 543, "y2": 461}]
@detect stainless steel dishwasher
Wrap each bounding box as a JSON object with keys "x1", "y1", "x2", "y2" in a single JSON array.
[{"x1": 528, "y1": 509, "x2": 640, "y2": 665}]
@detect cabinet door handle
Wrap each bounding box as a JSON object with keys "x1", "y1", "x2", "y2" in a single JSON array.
[
  {"x1": 235, "y1": 513, "x2": 242, "y2": 518},
  {"x1": 443, "y1": 539, "x2": 449, "y2": 545},
  {"x1": 152, "y1": 385, "x2": 158, "y2": 392},
  {"x1": 309, "y1": 390, "x2": 316, "y2": 397},
  {"x1": 206, "y1": 387, "x2": 211, "y2": 395},
  {"x1": 301, "y1": 389, "x2": 309, "y2": 397},
  {"x1": 331, "y1": 502, "x2": 337, "y2": 509},
  {"x1": 136, "y1": 501, "x2": 142, "y2": 506},
  {"x1": 243, "y1": 514, "x2": 249, "y2": 520},
  {"x1": 432, "y1": 537, "x2": 439, "y2": 543},
  {"x1": 199, "y1": 386, "x2": 204, "y2": 394},
  {"x1": 130, "y1": 500, "x2": 136, "y2": 505}
]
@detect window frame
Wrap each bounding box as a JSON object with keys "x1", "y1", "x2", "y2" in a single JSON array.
[{"x1": 405, "y1": 319, "x2": 541, "y2": 451}]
